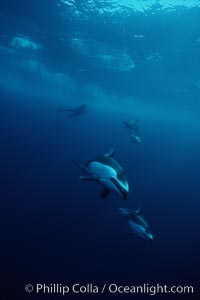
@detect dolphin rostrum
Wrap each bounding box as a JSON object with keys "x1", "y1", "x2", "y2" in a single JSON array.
[
  {"x1": 119, "y1": 207, "x2": 153, "y2": 241},
  {"x1": 72, "y1": 148, "x2": 129, "y2": 199}
]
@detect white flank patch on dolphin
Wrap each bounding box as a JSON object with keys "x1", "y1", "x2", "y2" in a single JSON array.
[
  {"x1": 128, "y1": 220, "x2": 146, "y2": 239},
  {"x1": 87, "y1": 162, "x2": 117, "y2": 178}
]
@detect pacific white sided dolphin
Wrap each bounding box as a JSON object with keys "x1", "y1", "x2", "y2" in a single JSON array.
[
  {"x1": 131, "y1": 133, "x2": 142, "y2": 145},
  {"x1": 58, "y1": 104, "x2": 87, "y2": 117},
  {"x1": 119, "y1": 207, "x2": 153, "y2": 241},
  {"x1": 72, "y1": 148, "x2": 129, "y2": 199},
  {"x1": 123, "y1": 120, "x2": 140, "y2": 134}
]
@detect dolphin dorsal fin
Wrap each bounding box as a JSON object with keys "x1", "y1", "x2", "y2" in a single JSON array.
[
  {"x1": 136, "y1": 207, "x2": 142, "y2": 215},
  {"x1": 104, "y1": 148, "x2": 115, "y2": 157}
]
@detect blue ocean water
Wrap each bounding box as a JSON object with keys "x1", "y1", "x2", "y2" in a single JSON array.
[{"x1": 1, "y1": 1, "x2": 200, "y2": 299}]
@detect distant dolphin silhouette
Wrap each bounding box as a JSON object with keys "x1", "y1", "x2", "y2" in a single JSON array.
[
  {"x1": 72, "y1": 148, "x2": 129, "y2": 199},
  {"x1": 131, "y1": 133, "x2": 142, "y2": 145},
  {"x1": 123, "y1": 120, "x2": 140, "y2": 134},
  {"x1": 58, "y1": 104, "x2": 87, "y2": 117}
]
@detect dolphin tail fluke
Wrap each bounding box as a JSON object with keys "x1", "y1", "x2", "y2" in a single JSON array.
[
  {"x1": 100, "y1": 188, "x2": 110, "y2": 198},
  {"x1": 104, "y1": 148, "x2": 114, "y2": 157}
]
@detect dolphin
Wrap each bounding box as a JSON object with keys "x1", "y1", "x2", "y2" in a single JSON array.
[
  {"x1": 72, "y1": 148, "x2": 129, "y2": 199},
  {"x1": 119, "y1": 207, "x2": 153, "y2": 241},
  {"x1": 123, "y1": 120, "x2": 140, "y2": 134},
  {"x1": 58, "y1": 104, "x2": 87, "y2": 117},
  {"x1": 131, "y1": 133, "x2": 142, "y2": 145}
]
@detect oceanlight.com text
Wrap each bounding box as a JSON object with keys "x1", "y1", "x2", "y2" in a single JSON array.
[{"x1": 25, "y1": 283, "x2": 195, "y2": 296}]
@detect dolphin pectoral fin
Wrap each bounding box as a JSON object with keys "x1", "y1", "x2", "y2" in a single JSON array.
[
  {"x1": 100, "y1": 188, "x2": 111, "y2": 198},
  {"x1": 79, "y1": 176, "x2": 96, "y2": 181},
  {"x1": 104, "y1": 148, "x2": 114, "y2": 157}
]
